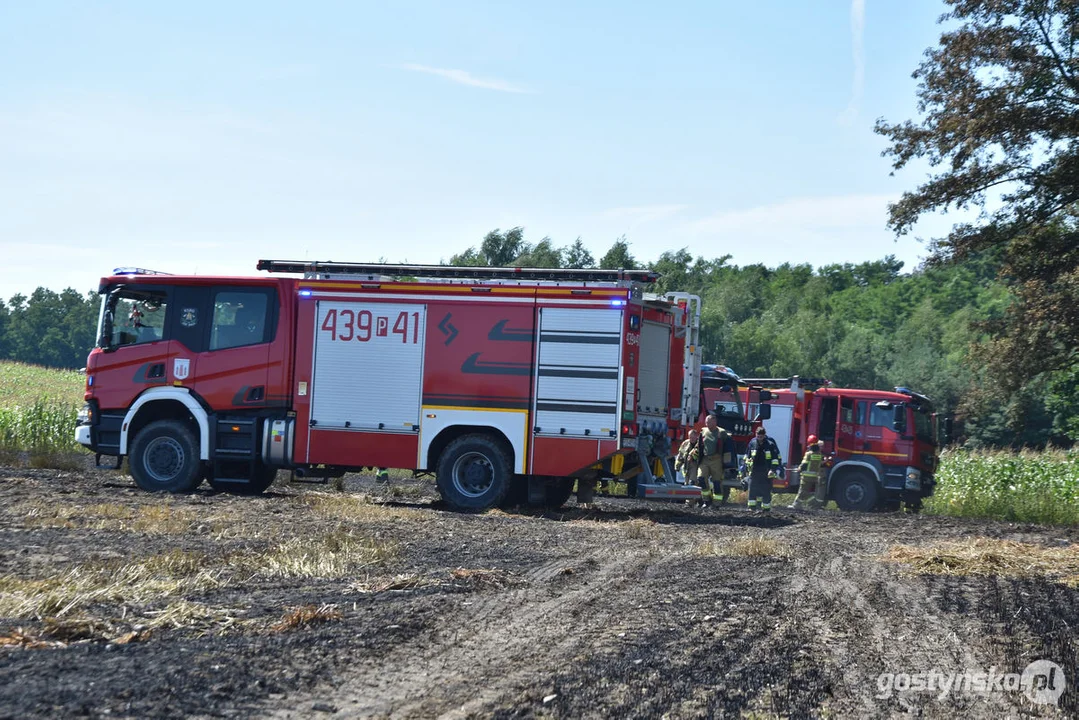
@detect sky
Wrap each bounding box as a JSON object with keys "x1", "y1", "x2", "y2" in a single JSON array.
[{"x1": 0, "y1": 0, "x2": 963, "y2": 299}]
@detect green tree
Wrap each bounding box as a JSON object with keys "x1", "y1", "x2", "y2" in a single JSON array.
[
  {"x1": 876, "y1": 0, "x2": 1079, "y2": 395},
  {"x1": 598, "y1": 236, "x2": 638, "y2": 269},
  {"x1": 563, "y1": 238, "x2": 595, "y2": 268},
  {"x1": 514, "y1": 238, "x2": 562, "y2": 268}
]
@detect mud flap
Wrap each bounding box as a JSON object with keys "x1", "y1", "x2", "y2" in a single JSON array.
[{"x1": 527, "y1": 476, "x2": 547, "y2": 505}]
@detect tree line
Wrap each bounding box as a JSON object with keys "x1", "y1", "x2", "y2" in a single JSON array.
[
  {"x1": 1, "y1": 233, "x2": 1073, "y2": 449},
  {"x1": 0, "y1": 289, "x2": 98, "y2": 371}
]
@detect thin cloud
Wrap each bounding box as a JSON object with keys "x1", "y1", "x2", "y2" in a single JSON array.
[
  {"x1": 839, "y1": 0, "x2": 866, "y2": 125},
  {"x1": 400, "y1": 63, "x2": 534, "y2": 94},
  {"x1": 603, "y1": 204, "x2": 688, "y2": 224},
  {"x1": 689, "y1": 194, "x2": 895, "y2": 237}
]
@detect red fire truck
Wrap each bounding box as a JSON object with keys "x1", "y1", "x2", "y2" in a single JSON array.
[
  {"x1": 75, "y1": 261, "x2": 705, "y2": 511},
  {"x1": 701, "y1": 374, "x2": 943, "y2": 511}
]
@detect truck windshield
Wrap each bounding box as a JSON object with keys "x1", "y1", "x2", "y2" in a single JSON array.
[
  {"x1": 98, "y1": 288, "x2": 169, "y2": 349},
  {"x1": 913, "y1": 407, "x2": 934, "y2": 444}
]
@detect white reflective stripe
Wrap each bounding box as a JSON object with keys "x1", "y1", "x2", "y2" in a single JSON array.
[{"x1": 119, "y1": 388, "x2": 210, "y2": 459}]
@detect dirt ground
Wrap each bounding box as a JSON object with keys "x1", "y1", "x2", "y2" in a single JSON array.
[{"x1": 0, "y1": 462, "x2": 1076, "y2": 719}]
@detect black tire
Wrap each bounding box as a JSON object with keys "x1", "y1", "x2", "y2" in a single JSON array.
[
  {"x1": 129, "y1": 420, "x2": 202, "y2": 493},
  {"x1": 544, "y1": 477, "x2": 575, "y2": 509},
  {"x1": 834, "y1": 471, "x2": 879, "y2": 512},
  {"x1": 436, "y1": 434, "x2": 512, "y2": 511},
  {"x1": 210, "y1": 464, "x2": 278, "y2": 495}
]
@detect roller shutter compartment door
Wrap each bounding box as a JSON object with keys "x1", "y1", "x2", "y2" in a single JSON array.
[
  {"x1": 637, "y1": 320, "x2": 671, "y2": 416},
  {"x1": 310, "y1": 302, "x2": 426, "y2": 430},
  {"x1": 534, "y1": 307, "x2": 621, "y2": 437}
]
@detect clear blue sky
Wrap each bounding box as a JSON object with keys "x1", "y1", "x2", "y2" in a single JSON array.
[{"x1": 1, "y1": 0, "x2": 958, "y2": 298}]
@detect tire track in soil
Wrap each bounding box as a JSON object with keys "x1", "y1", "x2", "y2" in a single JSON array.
[
  {"x1": 788, "y1": 534, "x2": 1067, "y2": 717},
  {"x1": 266, "y1": 548, "x2": 661, "y2": 718}
]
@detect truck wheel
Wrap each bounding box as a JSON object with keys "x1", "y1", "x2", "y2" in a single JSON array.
[
  {"x1": 437, "y1": 435, "x2": 511, "y2": 511},
  {"x1": 129, "y1": 420, "x2": 202, "y2": 493},
  {"x1": 834, "y1": 471, "x2": 879, "y2": 512}
]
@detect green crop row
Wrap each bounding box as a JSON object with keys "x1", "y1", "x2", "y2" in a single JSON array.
[
  {"x1": 0, "y1": 361, "x2": 84, "y2": 465},
  {"x1": 925, "y1": 449, "x2": 1079, "y2": 526}
]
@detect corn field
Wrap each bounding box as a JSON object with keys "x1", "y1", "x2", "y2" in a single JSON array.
[
  {"x1": 0, "y1": 361, "x2": 85, "y2": 461},
  {"x1": 925, "y1": 449, "x2": 1079, "y2": 526}
]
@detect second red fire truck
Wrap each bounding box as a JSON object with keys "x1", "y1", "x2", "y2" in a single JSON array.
[{"x1": 700, "y1": 372, "x2": 943, "y2": 511}]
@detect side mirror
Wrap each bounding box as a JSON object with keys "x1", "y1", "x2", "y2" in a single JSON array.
[
  {"x1": 942, "y1": 416, "x2": 953, "y2": 444},
  {"x1": 893, "y1": 405, "x2": 907, "y2": 434},
  {"x1": 756, "y1": 404, "x2": 772, "y2": 421}
]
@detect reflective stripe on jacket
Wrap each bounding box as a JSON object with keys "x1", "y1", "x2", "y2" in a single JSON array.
[{"x1": 800, "y1": 451, "x2": 822, "y2": 478}]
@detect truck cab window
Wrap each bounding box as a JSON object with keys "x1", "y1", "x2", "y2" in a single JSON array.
[
  {"x1": 100, "y1": 290, "x2": 168, "y2": 348},
  {"x1": 211, "y1": 291, "x2": 270, "y2": 350},
  {"x1": 869, "y1": 404, "x2": 893, "y2": 427},
  {"x1": 840, "y1": 398, "x2": 855, "y2": 423}
]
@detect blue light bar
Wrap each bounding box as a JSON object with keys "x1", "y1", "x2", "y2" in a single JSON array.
[
  {"x1": 611, "y1": 299, "x2": 626, "y2": 307},
  {"x1": 299, "y1": 289, "x2": 313, "y2": 297}
]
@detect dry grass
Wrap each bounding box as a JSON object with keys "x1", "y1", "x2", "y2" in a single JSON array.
[
  {"x1": 351, "y1": 573, "x2": 443, "y2": 594},
  {"x1": 623, "y1": 518, "x2": 660, "y2": 540},
  {"x1": 253, "y1": 529, "x2": 396, "y2": 579},
  {"x1": 290, "y1": 491, "x2": 424, "y2": 522},
  {"x1": 881, "y1": 537, "x2": 1079, "y2": 587},
  {"x1": 143, "y1": 599, "x2": 246, "y2": 633},
  {"x1": 449, "y1": 567, "x2": 517, "y2": 590},
  {"x1": 15, "y1": 499, "x2": 197, "y2": 534},
  {"x1": 270, "y1": 604, "x2": 343, "y2": 632},
  {"x1": 384, "y1": 484, "x2": 430, "y2": 501},
  {"x1": 697, "y1": 533, "x2": 793, "y2": 559},
  {"x1": 0, "y1": 549, "x2": 221, "y2": 620}
]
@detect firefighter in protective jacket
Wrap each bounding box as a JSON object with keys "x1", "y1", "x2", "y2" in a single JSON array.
[
  {"x1": 745, "y1": 427, "x2": 781, "y2": 510},
  {"x1": 674, "y1": 428, "x2": 700, "y2": 485},
  {"x1": 696, "y1": 414, "x2": 729, "y2": 508},
  {"x1": 791, "y1": 435, "x2": 826, "y2": 509}
]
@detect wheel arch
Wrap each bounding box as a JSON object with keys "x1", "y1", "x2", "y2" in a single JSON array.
[
  {"x1": 828, "y1": 459, "x2": 882, "y2": 492},
  {"x1": 120, "y1": 388, "x2": 210, "y2": 459},
  {"x1": 426, "y1": 425, "x2": 515, "y2": 471}
]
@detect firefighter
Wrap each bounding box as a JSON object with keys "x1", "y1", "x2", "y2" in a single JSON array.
[
  {"x1": 791, "y1": 435, "x2": 825, "y2": 510},
  {"x1": 745, "y1": 427, "x2": 781, "y2": 511},
  {"x1": 696, "y1": 414, "x2": 729, "y2": 508},
  {"x1": 674, "y1": 428, "x2": 700, "y2": 486}
]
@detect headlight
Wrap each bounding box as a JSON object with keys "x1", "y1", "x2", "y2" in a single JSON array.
[
  {"x1": 77, "y1": 403, "x2": 93, "y2": 426},
  {"x1": 905, "y1": 466, "x2": 922, "y2": 490}
]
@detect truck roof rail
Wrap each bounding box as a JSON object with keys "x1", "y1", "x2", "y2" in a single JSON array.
[
  {"x1": 739, "y1": 376, "x2": 832, "y2": 390},
  {"x1": 257, "y1": 259, "x2": 659, "y2": 284}
]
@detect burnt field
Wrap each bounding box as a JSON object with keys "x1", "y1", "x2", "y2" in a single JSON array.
[{"x1": 0, "y1": 463, "x2": 1076, "y2": 718}]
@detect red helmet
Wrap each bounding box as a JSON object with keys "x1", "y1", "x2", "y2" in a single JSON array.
[{"x1": 807, "y1": 434, "x2": 819, "y2": 445}]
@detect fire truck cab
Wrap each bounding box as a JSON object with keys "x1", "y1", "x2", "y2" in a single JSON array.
[{"x1": 75, "y1": 261, "x2": 703, "y2": 511}]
